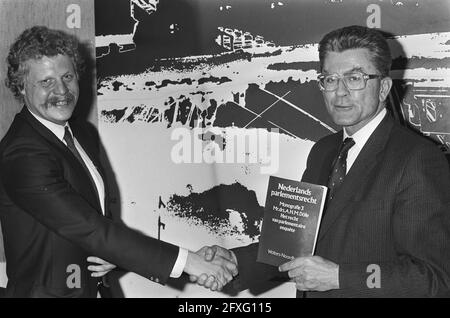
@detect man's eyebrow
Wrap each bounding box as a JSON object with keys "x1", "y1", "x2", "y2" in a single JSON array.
[{"x1": 322, "y1": 66, "x2": 366, "y2": 75}]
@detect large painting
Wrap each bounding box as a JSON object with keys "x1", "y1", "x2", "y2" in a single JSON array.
[{"x1": 94, "y1": 0, "x2": 450, "y2": 297}]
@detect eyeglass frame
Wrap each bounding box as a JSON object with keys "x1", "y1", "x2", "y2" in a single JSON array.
[{"x1": 317, "y1": 71, "x2": 382, "y2": 91}]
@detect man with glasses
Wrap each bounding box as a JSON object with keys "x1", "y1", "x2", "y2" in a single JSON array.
[{"x1": 196, "y1": 25, "x2": 450, "y2": 297}]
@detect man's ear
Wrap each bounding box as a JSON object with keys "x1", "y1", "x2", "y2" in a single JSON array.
[{"x1": 379, "y1": 76, "x2": 392, "y2": 103}]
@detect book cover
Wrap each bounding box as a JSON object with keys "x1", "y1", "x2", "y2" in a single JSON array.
[{"x1": 257, "y1": 176, "x2": 327, "y2": 267}]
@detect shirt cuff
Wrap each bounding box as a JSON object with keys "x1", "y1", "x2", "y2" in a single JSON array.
[{"x1": 169, "y1": 247, "x2": 188, "y2": 278}]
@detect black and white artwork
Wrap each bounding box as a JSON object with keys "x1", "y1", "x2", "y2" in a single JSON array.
[{"x1": 94, "y1": 0, "x2": 450, "y2": 296}]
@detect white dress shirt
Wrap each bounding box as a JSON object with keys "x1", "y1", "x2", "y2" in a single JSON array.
[
  {"x1": 343, "y1": 108, "x2": 387, "y2": 173},
  {"x1": 28, "y1": 108, "x2": 188, "y2": 277}
]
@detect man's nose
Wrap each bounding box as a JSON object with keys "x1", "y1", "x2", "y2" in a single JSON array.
[
  {"x1": 53, "y1": 79, "x2": 68, "y2": 95},
  {"x1": 335, "y1": 77, "x2": 349, "y2": 96}
]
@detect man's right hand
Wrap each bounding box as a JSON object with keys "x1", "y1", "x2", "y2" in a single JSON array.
[
  {"x1": 189, "y1": 245, "x2": 238, "y2": 289},
  {"x1": 183, "y1": 246, "x2": 238, "y2": 291}
]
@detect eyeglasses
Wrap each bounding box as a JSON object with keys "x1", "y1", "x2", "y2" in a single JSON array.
[{"x1": 317, "y1": 71, "x2": 381, "y2": 91}]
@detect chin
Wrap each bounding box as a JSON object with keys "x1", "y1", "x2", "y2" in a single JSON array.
[
  {"x1": 331, "y1": 115, "x2": 356, "y2": 127},
  {"x1": 51, "y1": 111, "x2": 74, "y2": 124},
  {"x1": 49, "y1": 118, "x2": 70, "y2": 125}
]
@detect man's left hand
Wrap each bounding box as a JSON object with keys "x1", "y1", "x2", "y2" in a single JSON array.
[{"x1": 278, "y1": 256, "x2": 339, "y2": 291}]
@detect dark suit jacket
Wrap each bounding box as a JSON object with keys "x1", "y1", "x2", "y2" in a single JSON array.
[
  {"x1": 232, "y1": 114, "x2": 450, "y2": 297},
  {"x1": 0, "y1": 107, "x2": 179, "y2": 297}
]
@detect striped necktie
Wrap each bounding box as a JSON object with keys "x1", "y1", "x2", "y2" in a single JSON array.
[{"x1": 327, "y1": 137, "x2": 355, "y2": 202}]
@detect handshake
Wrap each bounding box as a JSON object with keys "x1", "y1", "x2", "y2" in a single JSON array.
[{"x1": 184, "y1": 245, "x2": 237, "y2": 292}]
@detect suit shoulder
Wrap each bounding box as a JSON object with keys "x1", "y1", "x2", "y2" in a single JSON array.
[
  {"x1": 386, "y1": 122, "x2": 449, "y2": 174},
  {"x1": 389, "y1": 122, "x2": 442, "y2": 155},
  {"x1": 316, "y1": 132, "x2": 341, "y2": 146},
  {"x1": 0, "y1": 115, "x2": 50, "y2": 158},
  {"x1": 70, "y1": 119, "x2": 100, "y2": 145},
  {"x1": 310, "y1": 132, "x2": 341, "y2": 155},
  {"x1": 70, "y1": 118, "x2": 98, "y2": 136},
  {"x1": 1, "y1": 114, "x2": 32, "y2": 147}
]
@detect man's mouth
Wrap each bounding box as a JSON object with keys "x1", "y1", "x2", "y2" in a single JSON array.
[
  {"x1": 334, "y1": 104, "x2": 353, "y2": 110},
  {"x1": 53, "y1": 100, "x2": 69, "y2": 106},
  {"x1": 48, "y1": 94, "x2": 75, "y2": 107}
]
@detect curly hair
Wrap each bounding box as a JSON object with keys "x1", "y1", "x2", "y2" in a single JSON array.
[
  {"x1": 5, "y1": 26, "x2": 84, "y2": 101},
  {"x1": 318, "y1": 25, "x2": 392, "y2": 78}
]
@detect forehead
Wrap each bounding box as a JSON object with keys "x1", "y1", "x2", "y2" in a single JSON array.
[
  {"x1": 24, "y1": 54, "x2": 75, "y2": 78},
  {"x1": 322, "y1": 48, "x2": 376, "y2": 74}
]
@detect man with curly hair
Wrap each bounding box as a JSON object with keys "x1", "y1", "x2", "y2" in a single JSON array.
[{"x1": 0, "y1": 26, "x2": 236, "y2": 297}]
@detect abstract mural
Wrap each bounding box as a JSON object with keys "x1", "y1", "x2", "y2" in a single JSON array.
[{"x1": 94, "y1": 0, "x2": 450, "y2": 297}]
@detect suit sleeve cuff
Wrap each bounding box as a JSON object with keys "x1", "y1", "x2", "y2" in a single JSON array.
[{"x1": 169, "y1": 247, "x2": 188, "y2": 278}]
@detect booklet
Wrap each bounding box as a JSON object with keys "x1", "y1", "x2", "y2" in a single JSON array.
[{"x1": 257, "y1": 176, "x2": 327, "y2": 266}]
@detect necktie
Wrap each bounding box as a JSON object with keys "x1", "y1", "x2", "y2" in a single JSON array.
[
  {"x1": 63, "y1": 126, "x2": 100, "y2": 203},
  {"x1": 327, "y1": 137, "x2": 355, "y2": 202}
]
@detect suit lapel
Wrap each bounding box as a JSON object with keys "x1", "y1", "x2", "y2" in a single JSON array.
[
  {"x1": 70, "y1": 121, "x2": 105, "y2": 180},
  {"x1": 70, "y1": 121, "x2": 109, "y2": 216},
  {"x1": 302, "y1": 132, "x2": 342, "y2": 187},
  {"x1": 317, "y1": 115, "x2": 394, "y2": 241},
  {"x1": 21, "y1": 107, "x2": 67, "y2": 153},
  {"x1": 319, "y1": 136, "x2": 341, "y2": 186},
  {"x1": 21, "y1": 108, "x2": 103, "y2": 213}
]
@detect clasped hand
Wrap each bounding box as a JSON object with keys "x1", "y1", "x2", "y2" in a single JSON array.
[
  {"x1": 87, "y1": 256, "x2": 117, "y2": 277},
  {"x1": 185, "y1": 245, "x2": 238, "y2": 291}
]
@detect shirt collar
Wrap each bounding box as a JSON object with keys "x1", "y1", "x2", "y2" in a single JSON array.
[
  {"x1": 27, "y1": 107, "x2": 71, "y2": 142},
  {"x1": 343, "y1": 108, "x2": 387, "y2": 149}
]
